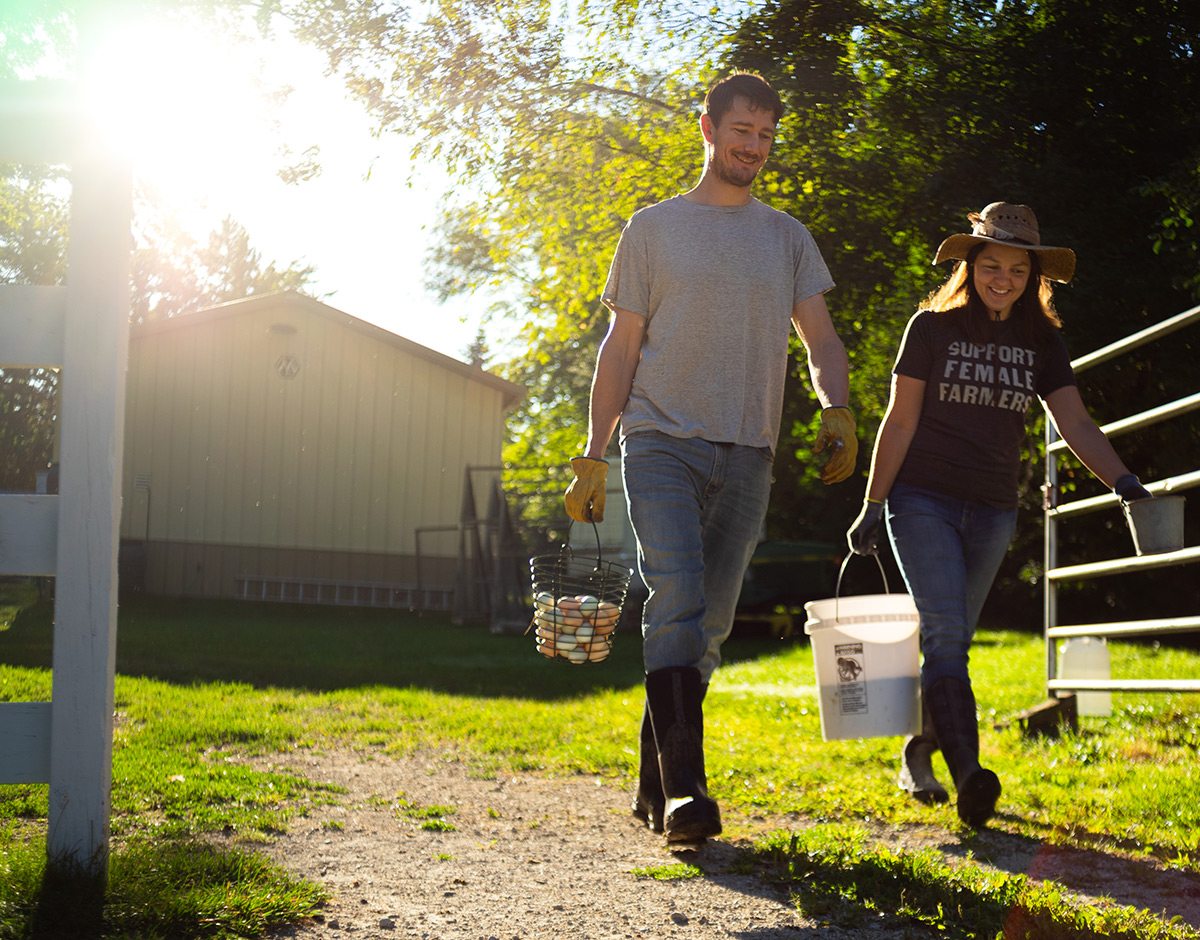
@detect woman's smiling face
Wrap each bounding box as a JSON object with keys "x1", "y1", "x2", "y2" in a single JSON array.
[{"x1": 972, "y1": 243, "x2": 1031, "y2": 320}]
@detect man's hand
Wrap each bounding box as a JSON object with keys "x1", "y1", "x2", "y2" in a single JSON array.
[
  {"x1": 813, "y1": 406, "x2": 857, "y2": 484},
  {"x1": 565, "y1": 457, "x2": 609, "y2": 523},
  {"x1": 847, "y1": 499, "x2": 885, "y2": 556}
]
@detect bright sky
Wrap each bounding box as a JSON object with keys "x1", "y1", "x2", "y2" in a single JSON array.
[{"x1": 83, "y1": 13, "x2": 491, "y2": 362}]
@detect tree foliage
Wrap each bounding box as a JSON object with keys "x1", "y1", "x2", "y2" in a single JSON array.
[
  {"x1": 130, "y1": 205, "x2": 317, "y2": 322},
  {"x1": 724, "y1": 0, "x2": 1200, "y2": 611},
  {"x1": 10, "y1": 0, "x2": 1194, "y2": 614}
]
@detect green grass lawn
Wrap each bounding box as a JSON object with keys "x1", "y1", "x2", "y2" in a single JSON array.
[{"x1": 2, "y1": 592, "x2": 1199, "y2": 938}]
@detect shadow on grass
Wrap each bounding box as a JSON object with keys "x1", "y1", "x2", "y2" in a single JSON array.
[
  {"x1": 698, "y1": 832, "x2": 1188, "y2": 940},
  {"x1": 955, "y1": 815, "x2": 1200, "y2": 926},
  {"x1": 25, "y1": 863, "x2": 105, "y2": 940},
  {"x1": 1, "y1": 595, "x2": 795, "y2": 700}
]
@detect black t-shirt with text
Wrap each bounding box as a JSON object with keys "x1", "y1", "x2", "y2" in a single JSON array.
[{"x1": 892, "y1": 309, "x2": 1076, "y2": 509}]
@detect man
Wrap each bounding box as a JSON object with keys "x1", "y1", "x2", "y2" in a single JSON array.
[{"x1": 565, "y1": 72, "x2": 856, "y2": 847}]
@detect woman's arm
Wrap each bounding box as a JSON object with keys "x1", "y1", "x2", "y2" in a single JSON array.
[
  {"x1": 846, "y1": 373, "x2": 924, "y2": 555},
  {"x1": 1041, "y1": 385, "x2": 1136, "y2": 489},
  {"x1": 864, "y1": 373, "x2": 926, "y2": 501}
]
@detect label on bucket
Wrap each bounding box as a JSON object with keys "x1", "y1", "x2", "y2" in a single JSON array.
[{"x1": 834, "y1": 642, "x2": 868, "y2": 715}]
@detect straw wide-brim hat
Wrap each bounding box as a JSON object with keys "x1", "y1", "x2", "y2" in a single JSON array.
[{"x1": 934, "y1": 202, "x2": 1076, "y2": 283}]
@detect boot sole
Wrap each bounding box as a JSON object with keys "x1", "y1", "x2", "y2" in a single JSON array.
[{"x1": 957, "y1": 769, "x2": 1001, "y2": 828}]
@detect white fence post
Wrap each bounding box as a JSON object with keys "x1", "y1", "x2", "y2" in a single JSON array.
[
  {"x1": 0, "y1": 71, "x2": 131, "y2": 875},
  {"x1": 45, "y1": 145, "x2": 131, "y2": 874}
]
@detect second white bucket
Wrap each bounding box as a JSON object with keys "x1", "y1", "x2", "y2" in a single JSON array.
[{"x1": 804, "y1": 591, "x2": 921, "y2": 741}]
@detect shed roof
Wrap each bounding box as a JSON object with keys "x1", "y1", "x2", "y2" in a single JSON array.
[{"x1": 130, "y1": 290, "x2": 524, "y2": 408}]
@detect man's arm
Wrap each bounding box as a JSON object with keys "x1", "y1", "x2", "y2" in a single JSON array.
[
  {"x1": 583, "y1": 306, "x2": 646, "y2": 459},
  {"x1": 792, "y1": 292, "x2": 856, "y2": 483},
  {"x1": 790, "y1": 291, "x2": 849, "y2": 408}
]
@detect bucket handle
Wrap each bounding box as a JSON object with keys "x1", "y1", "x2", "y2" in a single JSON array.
[
  {"x1": 560, "y1": 519, "x2": 605, "y2": 565},
  {"x1": 833, "y1": 553, "x2": 891, "y2": 623}
]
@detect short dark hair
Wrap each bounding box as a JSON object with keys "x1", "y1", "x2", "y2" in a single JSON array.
[{"x1": 703, "y1": 71, "x2": 784, "y2": 127}]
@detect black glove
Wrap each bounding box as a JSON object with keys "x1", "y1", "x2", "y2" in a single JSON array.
[
  {"x1": 847, "y1": 499, "x2": 885, "y2": 556},
  {"x1": 1114, "y1": 473, "x2": 1152, "y2": 503}
]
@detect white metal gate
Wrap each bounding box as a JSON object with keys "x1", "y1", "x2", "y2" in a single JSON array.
[{"x1": 1043, "y1": 303, "x2": 1200, "y2": 695}]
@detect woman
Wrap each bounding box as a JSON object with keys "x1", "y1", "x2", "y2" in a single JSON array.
[{"x1": 847, "y1": 202, "x2": 1153, "y2": 828}]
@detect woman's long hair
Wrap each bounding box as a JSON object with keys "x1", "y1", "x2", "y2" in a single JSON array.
[{"x1": 925, "y1": 244, "x2": 1062, "y2": 347}]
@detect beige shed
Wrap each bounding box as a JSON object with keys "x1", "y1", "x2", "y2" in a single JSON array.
[{"x1": 119, "y1": 291, "x2": 523, "y2": 609}]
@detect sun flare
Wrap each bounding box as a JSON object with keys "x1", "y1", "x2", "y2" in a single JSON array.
[{"x1": 80, "y1": 14, "x2": 296, "y2": 209}]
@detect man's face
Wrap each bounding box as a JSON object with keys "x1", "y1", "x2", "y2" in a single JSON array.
[{"x1": 703, "y1": 96, "x2": 777, "y2": 188}]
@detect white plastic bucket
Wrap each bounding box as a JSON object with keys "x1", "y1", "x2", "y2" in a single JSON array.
[
  {"x1": 1058, "y1": 636, "x2": 1112, "y2": 717},
  {"x1": 1122, "y1": 495, "x2": 1185, "y2": 555},
  {"x1": 803, "y1": 589, "x2": 921, "y2": 741}
]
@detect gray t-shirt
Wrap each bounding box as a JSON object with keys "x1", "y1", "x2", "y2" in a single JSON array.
[{"x1": 602, "y1": 195, "x2": 834, "y2": 451}]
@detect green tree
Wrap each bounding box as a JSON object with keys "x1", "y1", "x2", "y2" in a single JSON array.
[
  {"x1": 0, "y1": 368, "x2": 58, "y2": 491},
  {"x1": 0, "y1": 165, "x2": 69, "y2": 285},
  {"x1": 727, "y1": 0, "x2": 1200, "y2": 610},
  {"x1": 0, "y1": 0, "x2": 74, "y2": 82},
  {"x1": 0, "y1": 165, "x2": 68, "y2": 492},
  {"x1": 131, "y1": 209, "x2": 317, "y2": 322},
  {"x1": 1, "y1": 0, "x2": 323, "y2": 495},
  {"x1": 276, "y1": 0, "x2": 729, "y2": 530}
]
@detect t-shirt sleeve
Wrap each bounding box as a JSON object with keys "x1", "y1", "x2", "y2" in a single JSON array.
[
  {"x1": 1036, "y1": 333, "x2": 1077, "y2": 397},
  {"x1": 893, "y1": 311, "x2": 933, "y2": 380},
  {"x1": 601, "y1": 215, "x2": 651, "y2": 317},
  {"x1": 792, "y1": 224, "x2": 835, "y2": 305}
]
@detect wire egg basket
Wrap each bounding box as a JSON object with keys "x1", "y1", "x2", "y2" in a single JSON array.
[{"x1": 526, "y1": 523, "x2": 634, "y2": 664}]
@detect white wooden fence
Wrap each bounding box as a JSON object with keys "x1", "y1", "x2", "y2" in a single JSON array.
[{"x1": 0, "y1": 78, "x2": 131, "y2": 876}]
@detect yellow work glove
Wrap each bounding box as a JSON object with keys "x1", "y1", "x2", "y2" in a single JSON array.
[
  {"x1": 565, "y1": 456, "x2": 609, "y2": 523},
  {"x1": 813, "y1": 406, "x2": 858, "y2": 485}
]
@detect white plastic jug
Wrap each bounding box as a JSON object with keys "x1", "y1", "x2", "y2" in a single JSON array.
[{"x1": 1058, "y1": 636, "x2": 1112, "y2": 717}]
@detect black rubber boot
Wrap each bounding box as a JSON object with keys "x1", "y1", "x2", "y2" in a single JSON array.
[
  {"x1": 631, "y1": 682, "x2": 710, "y2": 833},
  {"x1": 897, "y1": 701, "x2": 949, "y2": 804},
  {"x1": 925, "y1": 676, "x2": 1001, "y2": 828},
  {"x1": 631, "y1": 699, "x2": 664, "y2": 832},
  {"x1": 645, "y1": 667, "x2": 721, "y2": 846}
]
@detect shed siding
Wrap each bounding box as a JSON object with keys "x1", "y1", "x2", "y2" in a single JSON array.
[{"x1": 121, "y1": 295, "x2": 516, "y2": 599}]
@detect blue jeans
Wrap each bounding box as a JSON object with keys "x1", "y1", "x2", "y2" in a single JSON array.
[
  {"x1": 621, "y1": 432, "x2": 774, "y2": 681},
  {"x1": 885, "y1": 484, "x2": 1017, "y2": 689}
]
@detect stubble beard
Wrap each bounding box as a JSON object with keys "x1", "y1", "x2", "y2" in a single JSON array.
[{"x1": 711, "y1": 151, "x2": 760, "y2": 189}]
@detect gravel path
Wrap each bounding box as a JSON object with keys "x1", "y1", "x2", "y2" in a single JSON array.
[{"x1": 251, "y1": 749, "x2": 1200, "y2": 940}]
